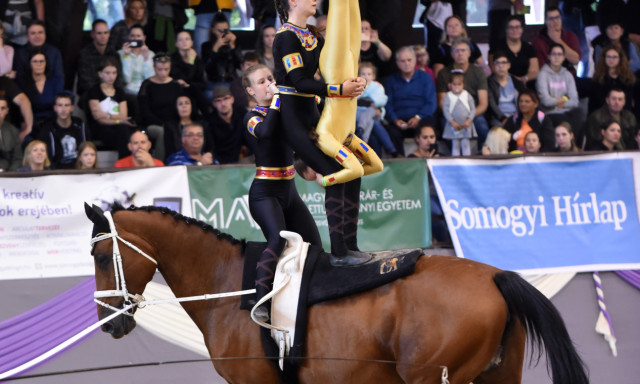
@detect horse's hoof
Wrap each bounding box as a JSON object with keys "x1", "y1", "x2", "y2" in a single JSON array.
[{"x1": 330, "y1": 250, "x2": 373, "y2": 267}]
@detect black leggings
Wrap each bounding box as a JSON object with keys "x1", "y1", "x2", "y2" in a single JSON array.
[
  {"x1": 250, "y1": 179, "x2": 321, "y2": 303},
  {"x1": 279, "y1": 94, "x2": 360, "y2": 256}
]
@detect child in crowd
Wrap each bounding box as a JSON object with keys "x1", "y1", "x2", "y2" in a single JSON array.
[
  {"x1": 442, "y1": 71, "x2": 476, "y2": 156},
  {"x1": 413, "y1": 44, "x2": 435, "y2": 82},
  {"x1": 523, "y1": 131, "x2": 542, "y2": 153},
  {"x1": 481, "y1": 126, "x2": 511, "y2": 155},
  {"x1": 356, "y1": 61, "x2": 397, "y2": 156}
]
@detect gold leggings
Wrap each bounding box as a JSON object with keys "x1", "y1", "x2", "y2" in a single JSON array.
[{"x1": 316, "y1": 0, "x2": 383, "y2": 186}]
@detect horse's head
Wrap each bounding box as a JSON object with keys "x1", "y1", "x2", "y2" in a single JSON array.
[{"x1": 84, "y1": 203, "x2": 157, "y2": 339}]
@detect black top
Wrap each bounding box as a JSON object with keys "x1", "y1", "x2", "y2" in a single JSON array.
[
  {"x1": 170, "y1": 51, "x2": 206, "y2": 89},
  {"x1": 489, "y1": 39, "x2": 537, "y2": 78},
  {"x1": 201, "y1": 41, "x2": 242, "y2": 83},
  {"x1": 273, "y1": 23, "x2": 328, "y2": 96},
  {"x1": 76, "y1": 44, "x2": 123, "y2": 96},
  {"x1": 36, "y1": 116, "x2": 88, "y2": 169},
  {"x1": 243, "y1": 100, "x2": 292, "y2": 168},
  {"x1": 137, "y1": 79, "x2": 183, "y2": 126},
  {"x1": 207, "y1": 104, "x2": 247, "y2": 164}
]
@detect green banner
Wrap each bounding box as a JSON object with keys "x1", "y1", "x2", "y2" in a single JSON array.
[{"x1": 187, "y1": 159, "x2": 431, "y2": 251}]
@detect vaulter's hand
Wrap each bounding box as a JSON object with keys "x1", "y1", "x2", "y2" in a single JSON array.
[{"x1": 342, "y1": 78, "x2": 365, "y2": 98}]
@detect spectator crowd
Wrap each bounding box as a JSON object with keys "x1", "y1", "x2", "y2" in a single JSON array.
[{"x1": 1, "y1": 0, "x2": 639, "y2": 174}]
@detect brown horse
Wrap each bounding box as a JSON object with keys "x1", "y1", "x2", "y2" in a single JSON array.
[{"x1": 84, "y1": 203, "x2": 589, "y2": 384}]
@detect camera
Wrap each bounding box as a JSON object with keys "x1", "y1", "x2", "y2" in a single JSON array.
[{"x1": 128, "y1": 40, "x2": 143, "y2": 48}]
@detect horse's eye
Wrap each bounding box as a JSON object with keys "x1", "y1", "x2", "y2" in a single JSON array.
[{"x1": 95, "y1": 253, "x2": 111, "y2": 270}]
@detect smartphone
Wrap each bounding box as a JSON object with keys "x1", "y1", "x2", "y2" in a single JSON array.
[
  {"x1": 129, "y1": 40, "x2": 143, "y2": 48},
  {"x1": 428, "y1": 143, "x2": 439, "y2": 154}
]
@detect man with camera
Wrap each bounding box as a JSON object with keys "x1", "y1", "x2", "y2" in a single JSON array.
[{"x1": 118, "y1": 24, "x2": 155, "y2": 96}]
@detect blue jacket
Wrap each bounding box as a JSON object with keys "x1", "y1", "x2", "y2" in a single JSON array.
[{"x1": 385, "y1": 70, "x2": 436, "y2": 122}]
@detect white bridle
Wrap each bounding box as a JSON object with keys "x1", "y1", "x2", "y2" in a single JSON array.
[{"x1": 89, "y1": 210, "x2": 255, "y2": 316}]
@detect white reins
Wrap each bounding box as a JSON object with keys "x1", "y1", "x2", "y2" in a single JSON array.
[{"x1": 89, "y1": 211, "x2": 255, "y2": 315}]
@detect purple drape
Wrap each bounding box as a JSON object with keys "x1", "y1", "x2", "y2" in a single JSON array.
[
  {"x1": 0, "y1": 277, "x2": 98, "y2": 375},
  {"x1": 616, "y1": 270, "x2": 640, "y2": 290}
]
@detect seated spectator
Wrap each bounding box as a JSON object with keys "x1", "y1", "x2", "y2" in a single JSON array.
[
  {"x1": 489, "y1": 16, "x2": 539, "y2": 87},
  {"x1": 432, "y1": 16, "x2": 485, "y2": 78},
  {"x1": 536, "y1": 44, "x2": 583, "y2": 143},
  {"x1": 118, "y1": 24, "x2": 155, "y2": 96},
  {"x1": 256, "y1": 25, "x2": 276, "y2": 73},
  {"x1": 503, "y1": 89, "x2": 554, "y2": 152},
  {"x1": 442, "y1": 71, "x2": 476, "y2": 156},
  {"x1": 164, "y1": 94, "x2": 211, "y2": 157},
  {"x1": 229, "y1": 51, "x2": 260, "y2": 112},
  {"x1": 87, "y1": 58, "x2": 135, "y2": 158},
  {"x1": 170, "y1": 30, "x2": 205, "y2": 94},
  {"x1": 408, "y1": 120, "x2": 450, "y2": 243},
  {"x1": 592, "y1": 20, "x2": 640, "y2": 74},
  {"x1": 13, "y1": 21, "x2": 64, "y2": 86},
  {"x1": 2, "y1": 0, "x2": 44, "y2": 46},
  {"x1": 202, "y1": 12, "x2": 241, "y2": 92},
  {"x1": 408, "y1": 123, "x2": 439, "y2": 158},
  {"x1": 166, "y1": 122, "x2": 215, "y2": 166},
  {"x1": 36, "y1": 92, "x2": 87, "y2": 169},
  {"x1": 586, "y1": 120, "x2": 622, "y2": 151},
  {"x1": 586, "y1": 88, "x2": 637, "y2": 149},
  {"x1": 0, "y1": 96, "x2": 22, "y2": 171},
  {"x1": 18, "y1": 50, "x2": 64, "y2": 124},
  {"x1": 207, "y1": 85, "x2": 246, "y2": 164},
  {"x1": 360, "y1": 20, "x2": 392, "y2": 77},
  {"x1": 554, "y1": 122, "x2": 580, "y2": 152},
  {"x1": 523, "y1": 131, "x2": 542, "y2": 153},
  {"x1": 17, "y1": 139, "x2": 50, "y2": 171},
  {"x1": 481, "y1": 126, "x2": 511, "y2": 155},
  {"x1": 436, "y1": 38, "x2": 489, "y2": 150},
  {"x1": 0, "y1": 76, "x2": 34, "y2": 141},
  {"x1": 114, "y1": 130, "x2": 164, "y2": 168},
  {"x1": 386, "y1": 46, "x2": 436, "y2": 156},
  {"x1": 75, "y1": 141, "x2": 98, "y2": 169},
  {"x1": 589, "y1": 45, "x2": 637, "y2": 113},
  {"x1": 77, "y1": 19, "x2": 123, "y2": 97},
  {"x1": 0, "y1": 24, "x2": 15, "y2": 78},
  {"x1": 356, "y1": 61, "x2": 397, "y2": 156},
  {"x1": 138, "y1": 53, "x2": 184, "y2": 161},
  {"x1": 532, "y1": 7, "x2": 581, "y2": 76},
  {"x1": 487, "y1": 52, "x2": 526, "y2": 126},
  {"x1": 413, "y1": 44, "x2": 435, "y2": 82},
  {"x1": 108, "y1": 0, "x2": 148, "y2": 52}
]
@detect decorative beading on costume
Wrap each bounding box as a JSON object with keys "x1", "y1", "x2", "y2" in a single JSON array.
[
  {"x1": 253, "y1": 106, "x2": 269, "y2": 116},
  {"x1": 282, "y1": 52, "x2": 304, "y2": 72},
  {"x1": 247, "y1": 116, "x2": 264, "y2": 137},
  {"x1": 327, "y1": 84, "x2": 343, "y2": 97},
  {"x1": 278, "y1": 23, "x2": 318, "y2": 51},
  {"x1": 255, "y1": 165, "x2": 296, "y2": 180},
  {"x1": 270, "y1": 94, "x2": 281, "y2": 111},
  {"x1": 276, "y1": 85, "x2": 315, "y2": 98}
]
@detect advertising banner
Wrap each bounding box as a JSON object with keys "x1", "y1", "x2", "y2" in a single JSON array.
[
  {"x1": 0, "y1": 167, "x2": 191, "y2": 280},
  {"x1": 428, "y1": 153, "x2": 640, "y2": 274},
  {"x1": 188, "y1": 159, "x2": 431, "y2": 251}
]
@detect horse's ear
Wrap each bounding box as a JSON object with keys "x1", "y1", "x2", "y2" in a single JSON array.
[{"x1": 85, "y1": 203, "x2": 110, "y2": 236}]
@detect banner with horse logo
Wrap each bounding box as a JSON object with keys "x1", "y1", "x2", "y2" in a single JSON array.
[
  {"x1": 428, "y1": 153, "x2": 640, "y2": 274},
  {"x1": 188, "y1": 159, "x2": 431, "y2": 251}
]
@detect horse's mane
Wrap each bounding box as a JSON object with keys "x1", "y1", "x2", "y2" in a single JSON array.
[{"x1": 111, "y1": 202, "x2": 246, "y2": 247}]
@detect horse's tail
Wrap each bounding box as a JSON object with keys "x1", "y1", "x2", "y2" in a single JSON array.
[{"x1": 493, "y1": 271, "x2": 589, "y2": 384}]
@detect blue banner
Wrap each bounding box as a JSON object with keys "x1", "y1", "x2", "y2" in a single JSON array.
[{"x1": 429, "y1": 155, "x2": 640, "y2": 273}]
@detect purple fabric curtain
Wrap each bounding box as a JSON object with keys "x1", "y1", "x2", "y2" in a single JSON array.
[
  {"x1": 616, "y1": 270, "x2": 640, "y2": 290},
  {"x1": 0, "y1": 277, "x2": 98, "y2": 375}
]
